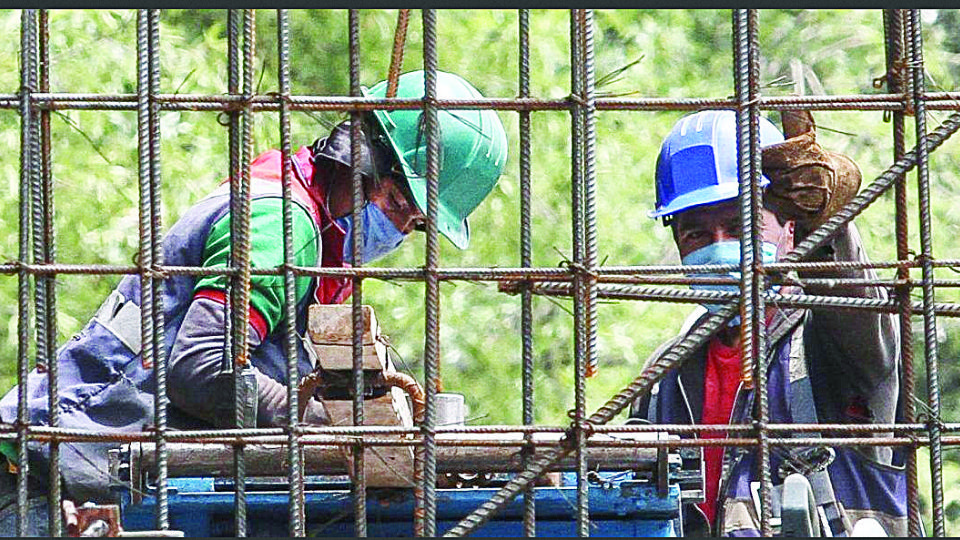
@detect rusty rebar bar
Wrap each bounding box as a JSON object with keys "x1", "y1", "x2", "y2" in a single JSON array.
[
  {"x1": 16, "y1": 8, "x2": 38, "y2": 536},
  {"x1": 420, "y1": 9, "x2": 441, "y2": 537},
  {"x1": 907, "y1": 9, "x2": 945, "y2": 537},
  {"x1": 276, "y1": 9, "x2": 306, "y2": 537},
  {"x1": 518, "y1": 8, "x2": 536, "y2": 538},
  {"x1": 348, "y1": 8, "x2": 368, "y2": 538}
]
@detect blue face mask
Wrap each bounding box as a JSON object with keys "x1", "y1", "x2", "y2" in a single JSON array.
[
  {"x1": 681, "y1": 240, "x2": 780, "y2": 320},
  {"x1": 336, "y1": 202, "x2": 407, "y2": 264}
]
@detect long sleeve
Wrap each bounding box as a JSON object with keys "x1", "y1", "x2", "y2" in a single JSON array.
[
  {"x1": 801, "y1": 222, "x2": 900, "y2": 384},
  {"x1": 167, "y1": 295, "x2": 327, "y2": 427},
  {"x1": 801, "y1": 223, "x2": 900, "y2": 436}
]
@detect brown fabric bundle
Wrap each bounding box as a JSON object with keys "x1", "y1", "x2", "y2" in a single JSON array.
[{"x1": 762, "y1": 110, "x2": 862, "y2": 233}]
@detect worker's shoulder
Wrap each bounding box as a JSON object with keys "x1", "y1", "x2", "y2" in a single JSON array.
[
  {"x1": 247, "y1": 196, "x2": 320, "y2": 229},
  {"x1": 639, "y1": 307, "x2": 707, "y2": 372}
]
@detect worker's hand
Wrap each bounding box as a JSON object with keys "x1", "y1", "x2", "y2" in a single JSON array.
[
  {"x1": 301, "y1": 397, "x2": 331, "y2": 426},
  {"x1": 762, "y1": 110, "x2": 862, "y2": 236}
]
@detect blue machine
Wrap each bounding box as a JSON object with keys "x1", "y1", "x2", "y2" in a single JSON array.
[{"x1": 115, "y1": 443, "x2": 702, "y2": 537}]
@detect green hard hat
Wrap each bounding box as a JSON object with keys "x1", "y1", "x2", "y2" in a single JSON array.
[{"x1": 364, "y1": 70, "x2": 508, "y2": 249}]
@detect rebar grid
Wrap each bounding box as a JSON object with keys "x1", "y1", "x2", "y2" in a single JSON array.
[{"x1": 9, "y1": 8, "x2": 958, "y2": 539}]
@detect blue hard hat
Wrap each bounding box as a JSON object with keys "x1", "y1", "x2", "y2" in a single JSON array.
[{"x1": 651, "y1": 109, "x2": 784, "y2": 219}]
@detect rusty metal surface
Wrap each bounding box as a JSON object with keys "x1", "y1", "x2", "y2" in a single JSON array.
[{"x1": 11, "y1": 8, "x2": 957, "y2": 538}]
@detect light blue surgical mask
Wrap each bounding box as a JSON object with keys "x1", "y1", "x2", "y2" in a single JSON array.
[
  {"x1": 681, "y1": 240, "x2": 780, "y2": 321},
  {"x1": 336, "y1": 202, "x2": 407, "y2": 264}
]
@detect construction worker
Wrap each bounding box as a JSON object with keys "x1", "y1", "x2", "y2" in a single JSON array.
[
  {"x1": 0, "y1": 69, "x2": 507, "y2": 526},
  {"x1": 630, "y1": 109, "x2": 906, "y2": 536}
]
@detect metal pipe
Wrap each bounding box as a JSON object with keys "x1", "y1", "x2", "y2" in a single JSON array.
[{"x1": 129, "y1": 437, "x2": 662, "y2": 478}]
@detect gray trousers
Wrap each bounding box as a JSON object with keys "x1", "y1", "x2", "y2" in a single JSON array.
[{"x1": 0, "y1": 469, "x2": 49, "y2": 536}]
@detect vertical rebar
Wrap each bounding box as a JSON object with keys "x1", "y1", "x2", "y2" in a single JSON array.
[
  {"x1": 16, "y1": 9, "x2": 38, "y2": 537},
  {"x1": 569, "y1": 9, "x2": 590, "y2": 537},
  {"x1": 883, "y1": 8, "x2": 921, "y2": 536},
  {"x1": 348, "y1": 8, "x2": 368, "y2": 538},
  {"x1": 386, "y1": 10, "x2": 410, "y2": 98},
  {"x1": 224, "y1": 9, "x2": 244, "y2": 535},
  {"x1": 224, "y1": 10, "x2": 240, "y2": 378},
  {"x1": 734, "y1": 9, "x2": 772, "y2": 536},
  {"x1": 137, "y1": 9, "x2": 167, "y2": 531},
  {"x1": 38, "y1": 9, "x2": 61, "y2": 537},
  {"x1": 581, "y1": 11, "x2": 599, "y2": 386},
  {"x1": 228, "y1": 9, "x2": 256, "y2": 537},
  {"x1": 276, "y1": 9, "x2": 306, "y2": 537},
  {"x1": 518, "y1": 8, "x2": 536, "y2": 538},
  {"x1": 420, "y1": 8, "x2": 440, "y2": 537},
  {"x1": 148, "y1": 10, "x2": 168, "y2": 531},
  {"x1": 906, "y1": 9, "x2": 945, "y2": 537}
]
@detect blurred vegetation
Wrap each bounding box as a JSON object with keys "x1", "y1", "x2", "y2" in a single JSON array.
[{"x1": 0, "y1": 8, "x2": 959, "y2": 534}]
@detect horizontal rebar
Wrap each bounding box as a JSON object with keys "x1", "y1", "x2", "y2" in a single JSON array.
[
  {"x1": 5, "y1": 422, "x2": 957, "y2": 443},
  {"x1": 5, "y1": 258, "x2": 960, "y2": 278},
  {"x1": 3, "y1": 92, "x2": 960, "y2": 113},
  {"x1": 515, "y1": 280, "x2": 960, "y2": 317}
]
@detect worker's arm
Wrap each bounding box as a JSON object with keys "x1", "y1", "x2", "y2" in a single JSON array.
[
  {"x1": 763, "y1": 110, "x2": 899, "y2": 426},
  {"x1": 168, "y1": 295, "x2": 328, "y2": 427},
  {"x1": 800, "y1": 223, "x2": 899, "y2": 398},
  {"x1": 167, "y1": 197, "x2": 328, "y2": 427}
]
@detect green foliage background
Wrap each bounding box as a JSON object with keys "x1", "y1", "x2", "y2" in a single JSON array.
[{"x1": 1, "y1": 8, "x2": 959, "y2": 533}]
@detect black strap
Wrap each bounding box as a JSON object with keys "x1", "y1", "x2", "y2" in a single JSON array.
[{"x1": 770, "y1": 310, "x2": 850, "y2": 536}]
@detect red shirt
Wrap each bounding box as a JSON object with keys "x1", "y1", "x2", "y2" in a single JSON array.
[{"x1": 697, "y1": 337, "x2": 743, "y2": 527}]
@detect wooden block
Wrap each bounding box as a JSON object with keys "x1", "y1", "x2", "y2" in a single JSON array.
[
  {"x1": 346, "y1": 444, "x2": 416, "y2": 488},
  {"x1": 310, "y1": 342, "x2": 388, "y2": 371},
  {"x1": 324, "y1": 394, "x2": 406, "y2": 428},
  {"x1": 307, "y1": 304, "x2": 379, "y2": 345},
  {"x1": 323, "y1": 391, "x2": 416, "y2": 488}
]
